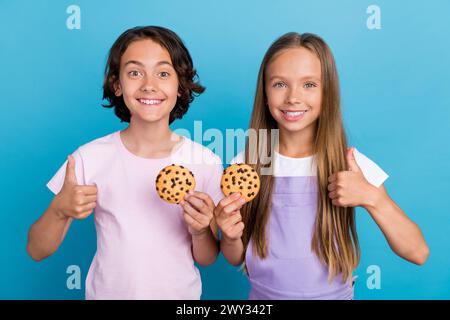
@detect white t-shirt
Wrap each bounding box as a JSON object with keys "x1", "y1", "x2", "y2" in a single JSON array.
[{"x1": 231, "y1": 148, "x2": 388, "y2": 187}]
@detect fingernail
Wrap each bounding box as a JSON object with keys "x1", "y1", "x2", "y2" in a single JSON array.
[
  {"x1": 188, "y1": 190, "x2": 194, "y2": 195},
  {"x1": 232, "y1": 193, "x2": 241, "y2": 199},
  {"x1": 239, "y1": 197, "x2": 246, "y2": 204}
]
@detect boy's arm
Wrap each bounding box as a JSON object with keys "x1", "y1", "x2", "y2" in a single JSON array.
[
  {"x1": 27, "y1": 156, "x2": 97, "y2": 261},
  {"x1": 27, "y1": 199, "x2": 73, "y2": 261}
]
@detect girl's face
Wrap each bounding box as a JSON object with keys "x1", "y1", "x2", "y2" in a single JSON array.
[
  {"x1": 115, "y1": 39, "x2": 179, "y2": 124},
  {"x1": 265, "y1": 47, "x2": 322, "y2": 136}
]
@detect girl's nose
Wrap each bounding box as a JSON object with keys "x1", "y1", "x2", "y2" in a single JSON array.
[{"x1": 286, "y1": 88, "x2": 303, "y2": 105}]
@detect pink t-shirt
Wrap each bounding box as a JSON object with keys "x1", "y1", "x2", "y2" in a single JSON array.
[{"x1": 47, "y1": 131, "x2": 223, "y2": 300}]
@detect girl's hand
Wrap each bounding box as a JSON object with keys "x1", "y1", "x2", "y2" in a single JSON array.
[
  {"x1": 180, "y1": 191, "x2": 215, "y2": 236},
  {"x1": 327, "y1": 148, "x2": 378, "y2": 208},
  {"x1": 214, "y1": 193, "x2": 246, "y2": 242},
  {"x1": 52, "y1": 156, "x2": 98, "y2": 220}
]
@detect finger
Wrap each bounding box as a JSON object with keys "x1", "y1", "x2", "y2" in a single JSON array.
[
  {"x1": 183, "y1": 213, "x2": 205, "y2": 231},
  {"x1": 64, "y1": 155, "x2": 78, "y2": 185},
  {"x1": 346, "y1": 147, "x2": 361, "y2": 172},
  {"x1": 328, "y1": 174, "x2": 337, "y2": 183},
  {"x1": 221, "y1": 212, "x2": 242, "y2": 230},
  {"x1": 328, "y1": 191, "x2": 338, "y2": 199},
  {"x1": 221, "y1": 197, "x2": 246, "y2": 216},
  {"x1": 217, "y1": 193, "x2": 242, "y2": 212},
  {"x1": 184, "y1": 195, "x2": 210, "y2": 215},
  {"x1": 187, "y1": 191, "x2": 216, "y2": 208},
  {"x1": 81, "y1": 195, "x2": 97, "y2": 205},
  {"x1": 77, "y1": 185, "x2": 98, "y2": 195},
  {"x1": 225, "y1": 221, "x2": 245, "y2": 238},
  {"x1": 327, "y1": 183, "x2": 337, "y2": 192},
  {"x1": 80, "y1": 202, "x2": 96, "y2": 213},
  {"x1": 182, "y1": 202, "x2": 209, "y2": 225}
]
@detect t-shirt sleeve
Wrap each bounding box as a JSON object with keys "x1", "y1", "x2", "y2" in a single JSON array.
[
  {"x1": 47, "y1": 148, "x2": 86, "y2": 195},
  {"x1": 353, "y1": 148, "x2": 389, "y2": 188}
]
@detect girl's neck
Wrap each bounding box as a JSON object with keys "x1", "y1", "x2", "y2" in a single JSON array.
[
  {"x1": 120, "y1": 117, "x2": 183, "y2": 159},
  {"x1": 277, "y1": 125, "x2": 315, "y2": 158}
]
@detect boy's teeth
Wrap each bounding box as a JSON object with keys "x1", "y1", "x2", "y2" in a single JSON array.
[{"x1": 139, "y1": 99, "x2": 162, "y2": 105}]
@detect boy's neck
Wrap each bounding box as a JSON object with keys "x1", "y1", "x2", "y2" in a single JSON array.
[{"x1": 120, "y1": 118, "x2": 183, "y2": 158}]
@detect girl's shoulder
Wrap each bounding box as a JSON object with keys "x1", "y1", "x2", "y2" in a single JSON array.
[{"x1": 353, "y1": 148, "x2": 389, "y2": 187}]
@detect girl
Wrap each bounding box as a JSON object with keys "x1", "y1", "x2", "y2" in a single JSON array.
[
  {"x1": 214, "y1": 32, "x2": 429, "y2": 300},
  {"x1": 27, "y1": 26, "x2": 223, "y2": 299}
]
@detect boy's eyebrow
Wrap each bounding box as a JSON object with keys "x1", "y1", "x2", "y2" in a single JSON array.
[{"x1": 124, "y1": 60, "x2": 174, "y2": 68}]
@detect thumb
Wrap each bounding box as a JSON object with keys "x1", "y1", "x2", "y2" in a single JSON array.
[
  {"x1": 346, "y1": 147, "x2": 361, "y2": 172},
  {"x1": 64, "y1": 155, "x2": 78, "y2": 185}
]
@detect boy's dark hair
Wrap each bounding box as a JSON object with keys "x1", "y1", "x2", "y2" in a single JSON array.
[{"x1": 102, "y1": 26, "x2": 205, "y2": 124}]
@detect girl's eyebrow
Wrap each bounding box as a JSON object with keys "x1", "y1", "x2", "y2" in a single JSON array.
[
  {"x1": 124, "y1": 60, "x2": 174, "y2": 68},
  {"x1": 268, "y1": 75, "x2": 321, "y2": 82}
]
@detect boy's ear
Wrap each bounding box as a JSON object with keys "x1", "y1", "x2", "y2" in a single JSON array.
[{"x1": 113, "y1": 79, "x2": 122, "y2": 96}]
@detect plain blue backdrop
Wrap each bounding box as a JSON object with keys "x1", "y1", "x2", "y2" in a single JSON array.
[{"x1": 1, "y1": 0, "x2": 449, "y2": 299}]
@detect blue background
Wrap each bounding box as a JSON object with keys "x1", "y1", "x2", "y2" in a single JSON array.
[{"x1": 1, "y1": 0, "x2": 449, "y2": 299}]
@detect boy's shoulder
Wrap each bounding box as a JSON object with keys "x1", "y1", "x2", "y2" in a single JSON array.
[
  {"x1": 181, "y1": 136, "x2": 222, "y2": 166},
  {"x1": 76, "y1": 131, "x2": 118, "y2": 159}
]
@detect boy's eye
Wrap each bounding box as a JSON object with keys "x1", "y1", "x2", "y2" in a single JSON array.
[
  {"x1": 158, "y1": 71, "x2": 170, "y2": 78},
  {"x1": 273, "y1": 82, "x2": 286, "y2": 88},
  {"x1": 128, "y1": 70, "x2": 143, "y2": 78},
  {"x1": 304, "y1": 82, "x2": 317, "y2": 89}
]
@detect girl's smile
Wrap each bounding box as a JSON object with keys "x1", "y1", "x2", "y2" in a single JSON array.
[{"x1": 280, "y1": 109, "x2": 309, "y2": 121}]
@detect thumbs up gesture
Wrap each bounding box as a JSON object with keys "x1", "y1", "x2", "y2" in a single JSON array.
[
  {"x1": 327, "y1": 148, "x2": 374, "y2": 208},
  {"x1": 52, "y1": 155, "x2": 98, "y2": 220}
]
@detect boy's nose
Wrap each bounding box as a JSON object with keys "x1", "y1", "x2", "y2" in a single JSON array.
[{"x1": 140, "y1": 78, "x2": 157, "y2": 93}]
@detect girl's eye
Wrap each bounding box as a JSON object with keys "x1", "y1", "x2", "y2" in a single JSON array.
[
  {"x1": 158, "y1": 71, "x2": 170, "y2": 78},
  {"x1": 273, "y1": 82, "x2": 286, "y2": 88},
  {"x1": 128, "y1": 70, "x2": 142, "y2": 78},
  {"x1": 304, "y1": 82, "x2": 317, "y2": 89}
]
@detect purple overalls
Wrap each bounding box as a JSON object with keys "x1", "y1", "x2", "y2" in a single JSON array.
[{"x1": 245, "y1": 176, "x2": 354, "y2": 300}]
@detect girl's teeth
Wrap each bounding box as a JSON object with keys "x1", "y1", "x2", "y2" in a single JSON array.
[{"x1": 284, "y1": 111, "x2": 305, "y2": 116}]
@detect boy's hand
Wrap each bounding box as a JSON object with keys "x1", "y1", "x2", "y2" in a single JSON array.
[
  {"x1": 52, "y1": 155, "x2": 98, "y2": 220},
  {"x1": 214, "y1": 193, "x2": 245, "y2": 242},
  {"x1": 180, "y1": 191, "x2": 215, "y2": 236}
]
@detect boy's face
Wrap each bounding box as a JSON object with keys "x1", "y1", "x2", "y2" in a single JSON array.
[
  {"x1": 265, "y1": 47, "x2": 322, "y2": 137},
  {"x1": 115, "y1": 38, "x2": 179, "y2": 124}
]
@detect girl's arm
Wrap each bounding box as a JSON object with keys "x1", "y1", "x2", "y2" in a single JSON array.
[
  {"x1": 328, "y1": 148, "x2": 429, "y2": 265},
  {"x1": 214, "y1": 193, "x2": 246, "y2": 266},
  {"x1": 27, "y1": 156, "x2": 97, "y2": 261},
  {"x1": 362, "y1": 185, "x2": 429, "y2": 265}
]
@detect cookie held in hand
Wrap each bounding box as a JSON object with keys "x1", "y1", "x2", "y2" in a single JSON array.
[
  {"x1": 221, "y1": 163, "x2": 260, "y2": 202},
  {"x1": 156, "y1": 164, "x2": 196, "y2": 204}
]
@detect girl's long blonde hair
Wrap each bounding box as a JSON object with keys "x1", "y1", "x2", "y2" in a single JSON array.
[{"x1": 241, "y1": 32, "x2": 360, "y2": 283}]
